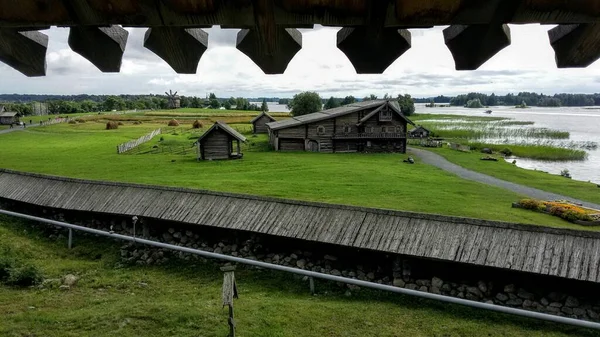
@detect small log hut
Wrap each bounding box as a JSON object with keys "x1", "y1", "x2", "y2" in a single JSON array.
[
  {"x1": 0, "y1": 106, "x2": 18, "y2": 125},
  {"x1": 409, "y1": 126, "x2": 431, "y2": 138},
  {"x1": 251, "y1": 111, "x2": 276, "y2": 134},
  {"x1": 198, "y1": 121, "x2": 246, "y2": 160}
]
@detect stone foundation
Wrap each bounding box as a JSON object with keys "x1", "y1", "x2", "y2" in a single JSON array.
[{"x1": 2, "y1": 201, "x2": 600, "y2": 322}]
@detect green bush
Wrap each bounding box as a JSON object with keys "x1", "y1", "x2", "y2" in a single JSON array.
[
  {"x1": 500, "y1": 148, "x2": 512, "y2": 156},
  {"x1": 0, "y1": 256, "x2": 16, "y2": 282},
  {"x1": 6, "y1": 264, "x2": 43, "y2": 287},
  {"x1": 518, "y1": 199, "x2": 543, "y2": 211}
]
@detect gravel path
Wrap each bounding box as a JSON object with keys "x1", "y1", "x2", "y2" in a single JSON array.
[{"x1": 408, "y1": 147, "x2": 600, "y2": 211}]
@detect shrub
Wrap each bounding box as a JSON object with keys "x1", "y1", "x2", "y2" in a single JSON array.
[
  {"x1": 133, "y1": 121, "x2": 142, "y2": 125},
  {"x1": 76, "y1": 118, "x2": 86, "y2": 123},
  {"x1": 518, "y1": 199, "x2": 543, "y2": 211},
  {"x1": 168, "y1": 119, "x2": 179, "y2": 127},
  {"x1": 106, "y1": 121, "x2": 119, "y2": 130},
  {"x1": 192, "y1": 120, "x2": 203, "y2": 129},
  {"x1": 0, "y1": 256, "x2": 16, "y2": 282},
  {"x1": 117, "y1": 121, "x2": 124, "y2": 126},
  {"x1": 6, "y1": 264, "x2": 43, "y2": 287},
  {"x1": 68, "y1": 120, "x2": 77, "y2": 124},
  {"x1": 500, "y1": 148, "x2": 512, "y2": 156}
]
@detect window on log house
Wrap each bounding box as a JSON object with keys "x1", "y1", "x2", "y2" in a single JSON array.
[
  {"x1": 395, "y1": 125, "x2": 403, "y2": 133},
  {"x1": 381, "y1": 126, "x2": 387, "y2": 133},
  {"x1": 343, "y1": 124, "x2": 351, "y2": 133},
  {"x1": 316, "y1": 125, "x2": 325, "y2": 135},
  {"x1": 379, "y1": 108, "x2": 392, "y2": 121}
]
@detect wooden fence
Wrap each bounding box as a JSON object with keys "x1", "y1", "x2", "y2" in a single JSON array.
[
  {"x1": 116, "y1": 128, "x2": 161, "y2": 154},
  {"x1": 39, "y1": 117, "x2": 70, "y2": 126}
]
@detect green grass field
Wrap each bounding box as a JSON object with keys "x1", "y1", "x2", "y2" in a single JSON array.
[
  {"x1": 1, "y1": 216, "x2": 598, "y2": 337},
  {"x1": 425, "y1": 147, "x2": 600, "y2": 205},
  {"x1": 0, "y1": 121, "x2": 587, "y2": 229}
]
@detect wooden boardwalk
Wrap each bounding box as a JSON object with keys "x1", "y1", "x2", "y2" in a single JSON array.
[{"x1": 1, "y1": 168, "x2": 599, "y2": 284}]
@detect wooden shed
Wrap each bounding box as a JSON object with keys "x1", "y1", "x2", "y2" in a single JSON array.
[
  {"x1": 409, "y1": 126, "x2": 431, "y2": 138},
  {"x1": 198, "y1": 121, "x2": 247, "y2": 160},
  {"x1": 0, "y1": 106, "x2": 19, "y2": 125},
  {"x1": 251, "y1": 111, "x2": 276, "y2": 134}
]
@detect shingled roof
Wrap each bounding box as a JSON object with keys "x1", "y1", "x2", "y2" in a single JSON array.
[
  {"x1": 198, "y1": 121, "x2": 247, "y2": 143},
  {"x1": 2, "y1": 168, "x2": 600, "y2": 284},
  {"x1": 250, "y1": 111, "x2": 276, "y2": 124},
  {"x1": 267, "y1": 100, "x2": 414, "y2": 131}
]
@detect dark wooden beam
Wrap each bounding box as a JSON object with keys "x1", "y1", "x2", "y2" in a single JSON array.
[
  {"x1": 0, "y1": 29, "x2": 48, "y2": 77},
  {"x1": 443, "y1": 24, "x2": 511, "y2": 70},
  {"x1": 549, "y1": 23, "x2": 600, "y2": 68},
  {"x1": 236, "y1": 0, "x2": 302, "y2": 74},
  {"x1": 338, "y1": 27, "x2": 411, "y2": 74},
  {"x1": 143, "y1": 27, "x2": 208, "y2": 74},
  {"x1": 68, "y1": 26, "x2": 128, "y2": 72},
  {"x1": 337, "y1": 1, "x2": 411, "y2": 74},
  {"x1": 1, "y1": 0, "x2": 600, "y2": 28}
]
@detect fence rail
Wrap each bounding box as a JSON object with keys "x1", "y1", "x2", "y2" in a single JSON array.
[
  {"x1": 332, "y1": 132, "x2": 406, "y2": 139},
  {"x1": 117, "y1": 128, "x2": 161, "y2": 154}
]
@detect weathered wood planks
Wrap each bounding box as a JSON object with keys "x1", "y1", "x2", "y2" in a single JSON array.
[{"x1": 2, "y1": 168, "x2": 600, "y2": 283}]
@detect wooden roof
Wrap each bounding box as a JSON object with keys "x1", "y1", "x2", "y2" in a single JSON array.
[
  {"x1": 1, "y1": 2, "x2": 598, "y2": 77},
  {"x1": 0, "y1": 111, "x2": 18, "y2": 117},
  {"x1": 198, "y1": 121, "x2": 247, "y2": 143},
  {"x1": 2, "y1": 168, "x2": 600, "y2": 284},
  {"x1": 268, "y1": 100, "x2": 414, "y2": 131},
  {"x1": 250, "y1": 111, "x2": 276, "y2": 124},
  {"x1": 356, "y1": 100, "x2": 415, "y2": 126},
  {"x1": 267, "y1": 100, "x2": 384, "y2": 130},
  {"x1": 410, "y1": 126, "x2": 430, "y2": 133}
]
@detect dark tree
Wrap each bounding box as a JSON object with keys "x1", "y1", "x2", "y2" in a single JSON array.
[
  {"x1": 341, "y1": 96, "x2": 356, "y2": 105},
  {"x1": 261, "y1": 99, "x2": 269, "y2": 112},
  {"x1": 397, "y1": 94, "x2": 415, "y2": 116},
  {"x1": 288, "y1": 91, "x2": 322, "y2": 116},
  {"x1": 324, "y1": 96, "x2": 340, "y2": 110}
]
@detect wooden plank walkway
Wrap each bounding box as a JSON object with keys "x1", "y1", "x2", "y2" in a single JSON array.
[{"x1": 1, "y1": 168, "x2": 600, "y2": 283}]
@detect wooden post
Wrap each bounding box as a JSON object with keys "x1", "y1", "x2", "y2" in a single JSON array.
[
  {"x1": 236, "y1": 140, "x2": 240, "y2": 156},
  {"x1": 309, "y1": 276, "x2": 315, "y2": 295},
  {"x1": 221, "y1": 265, "x2": 238, "y2": 337},
  {"x1": 68, "y1": 228, "x2": 73, "y2": 249}
]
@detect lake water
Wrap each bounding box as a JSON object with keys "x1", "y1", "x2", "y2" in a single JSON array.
[
  {"x1": 416, "y1": 103, "x2": 600, "y2": 184},
  {"x1": 251, "y1": 102, "x2": 291, "y2": 112}
]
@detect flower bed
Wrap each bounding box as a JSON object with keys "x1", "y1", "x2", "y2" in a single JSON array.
[{"x1": 512, "y1": 199, "x2": 600, "y2": 226}]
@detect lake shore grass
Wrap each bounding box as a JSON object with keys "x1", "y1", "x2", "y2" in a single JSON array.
[
  {"x1": 1, "y1": 216, "x2": 598, "y2": 337},
  {"x1": 0, "y1": 122, "x2": 585, "y2": 229},
  {"x1": 410, "y1": 113, "x2": 588, "y2": 161},
  {"x1": 465, "y1": 142, "x2": 587, "y2": 161},
  {"x1": 424, "y1": 147, "x2": 600, "y2": 205}
]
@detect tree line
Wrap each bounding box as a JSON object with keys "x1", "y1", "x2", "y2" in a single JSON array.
[
  {"x1": 1, "y1": 94, "x2": 270, "y2": 116},
  {"x1": 415, "y1": 92, "x2": 600, "y2": 107}
]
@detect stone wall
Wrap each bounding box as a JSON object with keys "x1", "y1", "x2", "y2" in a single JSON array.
[{"x1": 3, "y1": 200, "x2": 600, "y2": 322}]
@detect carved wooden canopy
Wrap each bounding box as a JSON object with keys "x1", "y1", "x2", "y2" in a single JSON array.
[{"x1": 0, "y1": 0, "x2": 598, "y2": 76}]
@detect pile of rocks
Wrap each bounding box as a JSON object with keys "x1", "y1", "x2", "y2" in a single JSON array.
[{"x1": 14, "y1": 207, "x2": 600, "y2": 322}]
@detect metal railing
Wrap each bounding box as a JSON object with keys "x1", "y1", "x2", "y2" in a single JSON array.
[{"x1": 1, "y1": 208, "x2": 599, "y2": 330}]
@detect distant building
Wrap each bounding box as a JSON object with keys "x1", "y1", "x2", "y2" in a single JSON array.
[
  {"x1": 409, "y1": 125, "x2": 431, "y2": 138},
  {"x1": 266, "y1": 100, "x2": 414, "y2": 153},
  {"x1": 0, "y1": 106, "x2": 19, "y2": 125},
  {"x1": 251, "y1": 111, "x2": 276, "y2": 134},
  {"x1": 198, "y1": 121, "x2": 247, "y2": 160}
]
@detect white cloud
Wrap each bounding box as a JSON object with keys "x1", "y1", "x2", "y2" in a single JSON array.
[{"x1": 0, "y1": 24, "x2": 598, "y2": 97}]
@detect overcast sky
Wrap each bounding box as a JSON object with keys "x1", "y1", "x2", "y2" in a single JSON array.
[{"x1": 1, "y1": 24, "x2": 599, "y2": 98}]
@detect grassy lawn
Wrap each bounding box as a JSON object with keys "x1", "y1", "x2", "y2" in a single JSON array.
[
  {"x1": 425, "y1": 147, "x2": 600, "y2": 205},
  {"x1": 0, "y1": 121, "x2": 586, "y2": 229},
  {"x1": 1, "y1": 216, "x2": 598, "y2": 337}
]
